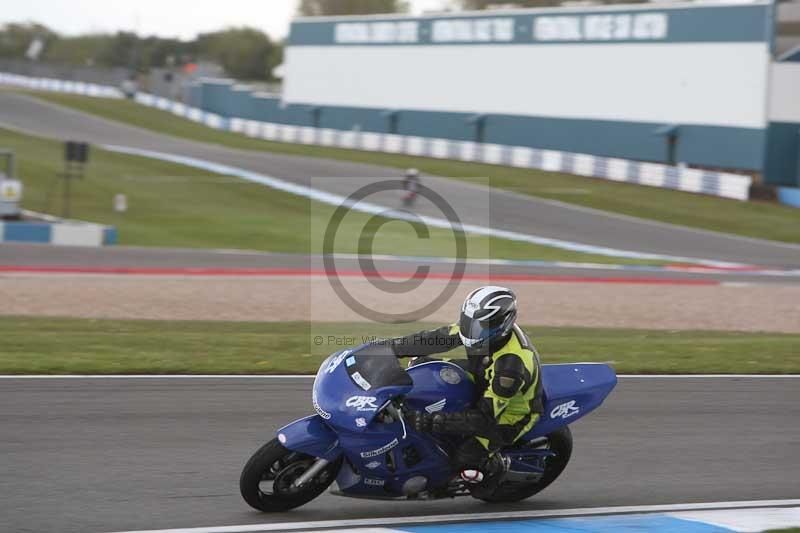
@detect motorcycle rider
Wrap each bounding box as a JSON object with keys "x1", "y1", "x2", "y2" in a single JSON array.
[
  {"x1": 402, "y1": 168, "x2": 421, "y2": 206},
  {"x1": 387, "y1": 286, "x2": 543, "y2": 497}
]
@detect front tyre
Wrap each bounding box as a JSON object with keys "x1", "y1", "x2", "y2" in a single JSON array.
[
  {"x1": 240, "y1": 438, "x2": 341, "y2": 512},
  {"x1": 476, "y1": 425, "x2": 573, "y2": 503}
]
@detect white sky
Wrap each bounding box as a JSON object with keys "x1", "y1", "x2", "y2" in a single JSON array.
[{"x1": 0, "y1": 0, "x2": 454, "y2": 40}]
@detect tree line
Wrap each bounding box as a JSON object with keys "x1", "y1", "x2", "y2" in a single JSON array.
[{"x1": 0, "y1": 23, "x2": 283, "y2": 81}]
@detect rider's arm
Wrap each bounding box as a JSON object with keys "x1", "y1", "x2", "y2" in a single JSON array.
[
  {"x1": 481, "y1": 353, "x2": 534, "y2": 418},
  {"x1": 386, "y1": 323, "x2": 462, "y2": 358},
  {"x1": 428, "y1": 353, "x2": 533, "y2": 440}
]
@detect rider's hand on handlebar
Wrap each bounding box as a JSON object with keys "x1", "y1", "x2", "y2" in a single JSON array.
[{"x1": 404, "y1": 409, "x2": 433, "y2": 433}]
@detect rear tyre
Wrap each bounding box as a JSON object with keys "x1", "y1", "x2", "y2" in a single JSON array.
[
  {"x1": 239, "y1": 438, "x2": 341, "y2": 512},
  {"x1": 474, "y1": 425, "x2": 573, "y2": 503}
]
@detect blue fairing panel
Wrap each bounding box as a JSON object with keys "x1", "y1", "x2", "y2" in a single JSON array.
[
  {"x1": 277, "y1": 415, "x2": 341, "y2": 461},
  {"x1": 314, "y1": 348, "x2": 414, "y2": 434},
  {"x1": 523, "y1": 363, "x2": 617, "y2": 439},
  {"x1": 405, "y1": 361, "x2": 474, "y2": 413}
]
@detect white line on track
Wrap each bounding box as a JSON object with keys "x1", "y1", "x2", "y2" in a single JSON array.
[
  {"x1": 100, "y1": 144, "x2": 750, "y2": 268},
  {"x1": 104, "y1": 500, "x2": 800, "y2": 533},
  {"x1": 0, "y1": 374, "x2": 798, "y2": 379},
  {"x1": 441, "y1": 169, "x2": 800, "y2": 252}
]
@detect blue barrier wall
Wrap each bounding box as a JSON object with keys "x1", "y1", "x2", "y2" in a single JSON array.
[
  {"x1": 279, "y1": 103, "x2": 315, "y2": 127},
  {"x1": 188, "y1": 83, "x2": 203, "y2": 108},
  {"x1": 251, "y1": 94, "x2": 282, "y2": 122},
  {"x1": 187, "y1": 78, "x2": 765, "y2": 170},
  {"x1": 320, "y1": 105, "x2": 387, "y2": 132},
  {"x1": 201, "y1": 80, "x2": 236, "y2": 117},
  {"x1": 396, "y1": 110, "x2": 475, "y2": 141},
  {"x1": 229, "y1": 87, "x2": 255, "y2": 118},
  {"x1": 484, "y1": 116, "x2": 765, "y2": 169},
  {"x1": 0, "y1": 221, "x2": 117, "y2": 246},
  {"x1": 764, "y1": 122, "x2": 800, "y2": 186}
]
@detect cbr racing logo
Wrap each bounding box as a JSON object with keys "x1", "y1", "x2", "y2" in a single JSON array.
[
  {"x1": 346, "y1": 396, "x2": 379, "y2": 411},
  {"x1": 550, "y1": 400, "x2": 580, "y2": 419}
]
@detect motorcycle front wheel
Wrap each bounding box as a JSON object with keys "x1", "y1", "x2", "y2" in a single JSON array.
[
  {"x1": 240, "y1": 438, "x2": 342, "y2": 512},
  {"x1": 474, "y1": 425, "x2": 573, "y2": 503}
]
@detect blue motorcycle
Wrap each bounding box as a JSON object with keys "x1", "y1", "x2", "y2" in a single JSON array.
[{"x1": 240, "y1": 344, "x2": 616, "y2": 511}]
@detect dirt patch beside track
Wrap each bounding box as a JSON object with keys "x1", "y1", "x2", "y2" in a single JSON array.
[{"x1": 1, "y1": 274, "x2": 798, "y2": 332}]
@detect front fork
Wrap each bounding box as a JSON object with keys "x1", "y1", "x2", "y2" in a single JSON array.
[{"x1": 292, "y1": 458, "x2": 331, "y2": 488}]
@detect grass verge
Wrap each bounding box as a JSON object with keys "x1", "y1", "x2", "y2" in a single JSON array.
[
  {"x1": 1, "y1": 316, "x2": 798, "y2": 374},
  {"x1": 1, "y1": 126, "x2": 661, "y2": 264},
  {"x1": 21, "y1": 91, "x2": 800, "y2": 244}
]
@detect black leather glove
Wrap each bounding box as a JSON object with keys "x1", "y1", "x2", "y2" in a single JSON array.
[
  {"x1": 404, "y1": 408, "x2": 497, "y2": 437},
  {"x1": 404, "y1": 410, "x2": 433, "y2": 433},
  {"x1": 428, "y1": 409, "x2": 497, "y2": 437}
]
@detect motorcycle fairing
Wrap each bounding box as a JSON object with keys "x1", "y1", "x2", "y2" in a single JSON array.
[
  {"x1": 329, "y1": 360, "x2": 474, "y2": 497},
  {"x1": 522, "y1": 363, "x2": 617, "y2": 439},
  {"x1": 334, "y1": 425, "x2": 454, "y2": 497},
  {"x1": 313, "y1": 348, "x2": 414, "y2": 433},
  {"x1": 403, "y1": 360, "x2": 474, "y2": 414},
  {"x1": 277, "y1": 415, "x2": 341, "y2": 462}
]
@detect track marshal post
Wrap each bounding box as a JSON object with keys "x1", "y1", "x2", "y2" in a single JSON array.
[{"x1": 62, "y1": 140, "x2": 90, "y2": 218}]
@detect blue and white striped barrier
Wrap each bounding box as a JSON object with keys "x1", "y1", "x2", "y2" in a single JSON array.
[
  {"x1": 0, "y1": 72, "x2": 753, "y2": 201},
  {"x1": 0, "y1": 72, "x2": 123, "y2": 99},
  {"x1": 135, "y1": 94, "x2": 755, "y2": 201},
  {"x1": 0, "y1": 220, "x2": 117, "y2": 247}
]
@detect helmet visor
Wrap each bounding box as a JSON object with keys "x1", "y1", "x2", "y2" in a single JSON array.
[{"x1": 459, "y1": 315, "x2": 505, "y2": 348}]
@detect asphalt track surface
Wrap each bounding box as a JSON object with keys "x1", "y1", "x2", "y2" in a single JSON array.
[
  {"x1": 1, "y1": 91, "x2": 800, "y2": 268},
  {"x1": 0, "y1": 376, "x2": 798, "y2": 533},
  {"x1": 2, "y1": 243, "x2": 800, "y2": 286}
]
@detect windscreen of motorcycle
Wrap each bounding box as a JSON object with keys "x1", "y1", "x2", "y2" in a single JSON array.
[{"x1": 313, "y1": 344, "x2": 414, "y2": 433}]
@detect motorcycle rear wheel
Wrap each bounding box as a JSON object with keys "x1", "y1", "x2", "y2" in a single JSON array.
[
  {"x1": 240, "y1": 438, "x2": 342, "y2": 512},
  {"x1": 474, "y1": 425, "x2": 573, "y2": 503}
]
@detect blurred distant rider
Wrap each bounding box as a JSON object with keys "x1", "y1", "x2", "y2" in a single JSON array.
[
  {"x1": 387, "y1": 286, "x2": 543, "y2": 498},
  {"x1": 402, "y1": 168, "x2": 421, "y2": 207}
]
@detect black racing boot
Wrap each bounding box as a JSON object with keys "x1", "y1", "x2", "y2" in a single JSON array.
[{"x1": 467, "y1": 453, "x2": 510, "y2": 499}]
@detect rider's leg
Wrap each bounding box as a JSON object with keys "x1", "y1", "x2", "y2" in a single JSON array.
[
  {"x1": 464, "y1": 414, "x2": 543, "y2": 497},
  {"x1": 452, "y1": 437, "x2": 507, "y2": 485},
  {"x1": 453, "y1": 437, "x2": 489, "y2": 473}
]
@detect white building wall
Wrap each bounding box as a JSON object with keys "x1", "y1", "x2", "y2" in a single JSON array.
[
  {"x1": 769, "y1": 62, "x2": 800, "y2": 123},
  {"x1": 283, "y1": 42, "x2": 769, "y2": 128}
]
